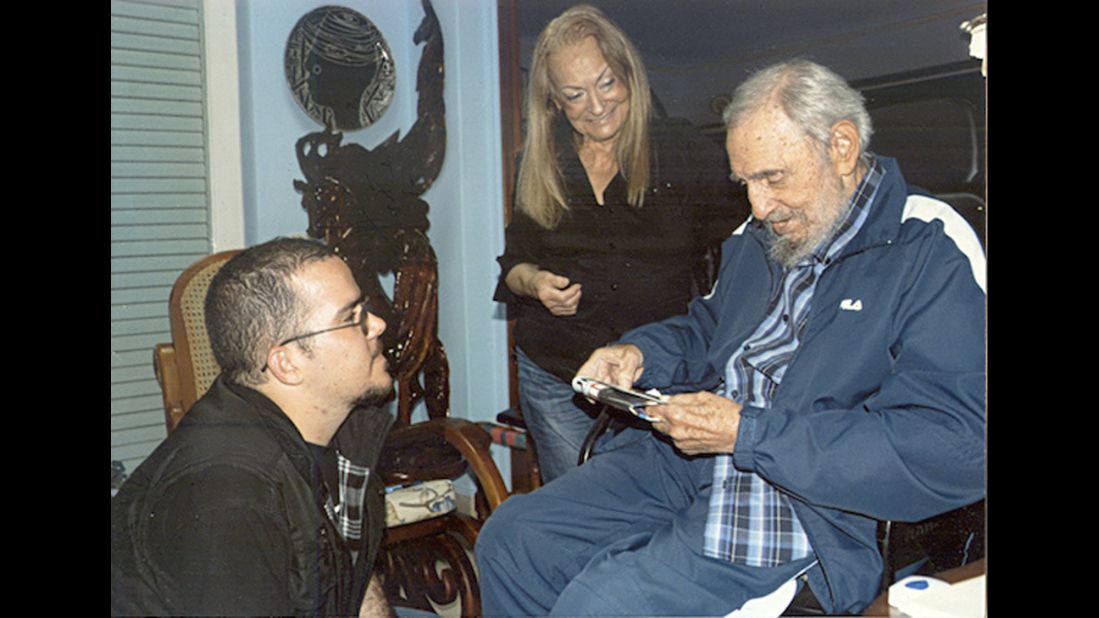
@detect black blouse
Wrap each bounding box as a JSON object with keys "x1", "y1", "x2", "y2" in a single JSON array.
[{"x1": 495, "y1": 118, "x2": 751, "y2": 382}]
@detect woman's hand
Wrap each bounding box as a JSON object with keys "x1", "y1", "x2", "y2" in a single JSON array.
[
  {"x1": 530, "y1": 270, "x2": 582, "y2": 315},
  {"x1": 506, "y1": 264, "x2": 582, "y2": 316}
]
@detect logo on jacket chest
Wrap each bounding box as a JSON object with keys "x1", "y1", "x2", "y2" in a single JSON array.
[{"x1": 839, "y1": 298, "x2": 863, "y2": 312}]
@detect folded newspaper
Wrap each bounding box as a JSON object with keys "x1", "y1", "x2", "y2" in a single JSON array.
[{"x1": 571, "y1": 376, "x2": 667, "y2": 422}]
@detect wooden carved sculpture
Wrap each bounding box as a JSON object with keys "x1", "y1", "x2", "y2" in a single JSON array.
[
  {"x1": 293, "y1": 0, "x2": 448, "y2": 426},
  {"x1": 293, "y1": 3, "x2": 488, "y2": 613}
]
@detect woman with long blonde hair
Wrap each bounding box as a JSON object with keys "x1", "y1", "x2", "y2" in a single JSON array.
[{"x1": 494, "y1": 4, "x2": 747, "y2": 482}]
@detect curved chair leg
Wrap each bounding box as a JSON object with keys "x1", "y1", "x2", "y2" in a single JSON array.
[{"x1": 577, "y1": 406, "x2": 613, "y2": 465}]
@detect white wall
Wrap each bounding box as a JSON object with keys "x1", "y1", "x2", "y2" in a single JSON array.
[
  {"x1": 234, "y1": 0, "x2": 513, "y2": 483},
  {"x1": 203, "y1": 0, "x2": 246, "y2": 251}
]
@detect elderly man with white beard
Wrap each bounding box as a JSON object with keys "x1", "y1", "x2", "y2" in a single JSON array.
[{"x1": 475, "y1": 59, "x2": 985, "y2": 617}]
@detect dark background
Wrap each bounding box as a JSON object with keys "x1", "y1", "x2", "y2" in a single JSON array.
[
  {"x1": 516, "y1": 0, "x2": 987, "y2": 128},
  {"x1": 513, "y1": 0, "x2": 988, "y2": 241}
]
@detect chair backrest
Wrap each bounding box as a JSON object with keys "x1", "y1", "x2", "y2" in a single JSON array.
[{"x1": 155, "y1": 250, "x2": 240, "y2": 431}]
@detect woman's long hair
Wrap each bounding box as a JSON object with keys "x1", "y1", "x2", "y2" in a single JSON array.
[{"x1": 517, "y1": 4, "x2": 652, "y2": 229}]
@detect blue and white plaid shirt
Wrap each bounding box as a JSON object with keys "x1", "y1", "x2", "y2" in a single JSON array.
[{"x1": 703, "y1": 157, "x2": 884, "y2": 567}]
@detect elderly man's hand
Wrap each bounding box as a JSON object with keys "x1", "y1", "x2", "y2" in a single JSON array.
[
  {"x1": 575, "y1": 344, "x2": 644, "y2": 390},
  {"x1": 648, "y1": 392, "x2": 742, "y2": 456}
]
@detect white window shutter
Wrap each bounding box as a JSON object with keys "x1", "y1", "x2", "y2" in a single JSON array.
[{"x1": 111, "y1": 0, "x2": 211, "y2": 472}]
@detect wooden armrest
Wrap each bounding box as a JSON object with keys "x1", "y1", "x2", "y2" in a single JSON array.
[
  {"x1": 439, "y1": 418, "x2": 508, "y2": 511},
  {"x1": 153, "y1": 344, "x2": 186, "y2": 432},
  {"x1": 380, "y1": 418, "x2": 508, "y2": 513}
]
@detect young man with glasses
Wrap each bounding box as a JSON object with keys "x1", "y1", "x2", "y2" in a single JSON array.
[{"x1": 112, "y1": 237, "x2": 397, "y2": 617}]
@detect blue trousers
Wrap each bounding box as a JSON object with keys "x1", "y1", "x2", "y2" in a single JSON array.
[
  {"x1": 515, "y1": 348, "x2": 600, "y2": 483},
  {"x1": 475, "y1": 429, "x2": 815, "y2": 616}
]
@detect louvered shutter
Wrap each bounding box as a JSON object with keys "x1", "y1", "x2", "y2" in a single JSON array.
[{"x1": 111, "y1": 0, "x2": 211, "y2": 471}]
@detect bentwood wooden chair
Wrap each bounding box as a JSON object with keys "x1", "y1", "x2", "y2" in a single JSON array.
[
  {"x1": 153, "y1": 250, "x2": 509, "y2": 617},
  {"x1": 154, "y1": 251, "x2": 240, "y2": 432}
]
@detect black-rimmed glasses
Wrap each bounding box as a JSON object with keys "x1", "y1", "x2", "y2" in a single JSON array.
[{"x1": 261, "y1": 300, "x2": 371, "y2": 372}]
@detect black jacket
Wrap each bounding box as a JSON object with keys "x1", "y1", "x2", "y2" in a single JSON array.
[{"x1": 111, "y1": 376, "x2": 393, "y2": 616}]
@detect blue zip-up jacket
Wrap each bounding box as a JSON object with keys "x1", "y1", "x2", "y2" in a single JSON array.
[{"x1": 619, "y1": 157, "x2": 985, "y2": 614}]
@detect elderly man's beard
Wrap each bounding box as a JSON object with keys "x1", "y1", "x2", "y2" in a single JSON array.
[{"x1": 765, "y1": 175, "x2": 851, "y2": 269}]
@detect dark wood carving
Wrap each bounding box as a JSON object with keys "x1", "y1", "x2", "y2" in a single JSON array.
[
  {"x1": 293, "y1": 0, "x2": 448, "y2": 426},
  {"x1": 380, "y1": 515, "x2": 482, "y2": 616},
  {"x1": 291, "y1": 3, "x2": 501, "y2": 616}
]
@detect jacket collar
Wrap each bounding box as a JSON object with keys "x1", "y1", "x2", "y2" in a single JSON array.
[
  {"x1": 218, "y1": 377, "x2": 321, "y2": 500},
  {"x1": 833, "y1": 155, "x2": 908, "y2": 257},
  {"x1": 333, "y1": 402, "x2": 395, "y2": 474},
  {"x1": 223, "y1": 377, "x2": 394, "y2": 507},
  {"x1": 217, "y1": 376, "x2": 393, "y2": 470}
]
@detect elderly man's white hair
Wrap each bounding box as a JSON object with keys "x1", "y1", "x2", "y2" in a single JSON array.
[{"x1": 723, "y1": 60, "x2": 874, "y2": 162}]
